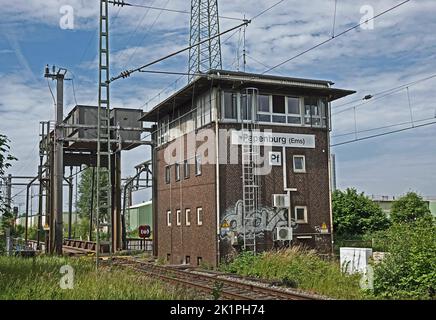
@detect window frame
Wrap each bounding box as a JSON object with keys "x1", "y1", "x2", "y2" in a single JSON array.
[
  {"x1": 185, "y1": 208, "x2": 191, "y2": 226},
  {"x1": 293, "y1": 155, "x2": 306, "y2": 173},
  {"x1": 167, "y1": 210, "x2": 172, "y2": 227},
  {"x1": 184, "y1": 160, "x2": 190, "y2": 179},
  {"x1": 175, "y1": 163, "x2": 181, "y2": 182},
  {"x1": 165, "y1": 166, "x2": 171, "y2": 184},
  {"x1": 197, "y1": 207, "x2": 203, "y2": 226},
  {"x1": 222, "y1": 91, "x2": 239, "y2": 121},
  {"x1": 294, "y1": 206, "x2": 308, "y2": 224},
  {"x1": 176, "y1": 209, "x2": 181, "y2": 226},
  {"x1": 195, "y1": 155, "x2": 202, "y2": 176}
]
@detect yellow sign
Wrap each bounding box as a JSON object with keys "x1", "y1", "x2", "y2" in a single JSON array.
[
  {"x1": 321, "y1": 223, "x2": 329, "y2": 234},
  {"x1": 221, "y1": 220, "x2": 230, "y2": 229},
  {"x1": 43, "y1": 224, "x2": 50, "y2": 231}
]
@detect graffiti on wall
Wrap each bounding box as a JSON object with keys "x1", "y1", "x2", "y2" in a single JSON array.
[{"x1": 220, "y1": 200, "x2": 296, "y2": 243}]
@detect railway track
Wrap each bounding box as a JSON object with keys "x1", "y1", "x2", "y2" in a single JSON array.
[
  {"x1": 61, "y1": 240, "x2": 325, "y2": 300},
  {"x1": 112, "y1": 257, "x2": 324, "y2": 300}
]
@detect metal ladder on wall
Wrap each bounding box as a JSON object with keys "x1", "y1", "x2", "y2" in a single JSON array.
[
  {"x1": 96, "y1": 0, "x2": 113, "y2": 266},
  {"x1": 241, "y1": 88, "x2": 260, "y2": 253}
]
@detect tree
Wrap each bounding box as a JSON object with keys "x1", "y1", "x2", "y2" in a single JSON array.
[
  {"x1": 332, "y1": 188, "x2": 390, "y2": 238},
  {"x1": 390, "y1": 192, "x2": 433, "y2": 224},
  {"x1": 76, "y1": 167, "x2": 109, "y2": 232},
  {"x1": 0, "y1": 134, "x2": 17, "y2": 228}
]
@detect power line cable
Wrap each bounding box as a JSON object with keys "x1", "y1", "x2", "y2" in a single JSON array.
[
  {"x1": 109, "y1": 0, "x2": 244, "y2": 21},
  {"x1": 331, "y1": 120, "x2": 436, "y2": 147},
  {"x1": 333, "y1": 73, "x2": 436, "y2": 110},
  {"x1": 262, "y1": 0, "x2": 411, "y2": 74}
]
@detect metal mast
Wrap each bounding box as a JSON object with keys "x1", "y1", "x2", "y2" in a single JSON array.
[
  {"x1": 188, "y1": 0, "x2": 222, "y2": 82},
  {"x1": 241, "y1": 88, "x2": 259, "y2": 253},
  {"x1": 97, "y1": 0, "x2": 113, "y2": 265}
]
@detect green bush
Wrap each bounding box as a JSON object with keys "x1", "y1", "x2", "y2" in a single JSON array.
[
  {"x1": 373, "y1": 219, "x2": 436, "y2": 300},
  {"x1": 222, "y1": 247, "x2": 364, "y2": 299}
]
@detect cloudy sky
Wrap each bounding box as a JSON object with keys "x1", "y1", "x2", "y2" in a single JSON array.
[{"x1": 1, "y1": 0, "x2": 435, "y2": 211}]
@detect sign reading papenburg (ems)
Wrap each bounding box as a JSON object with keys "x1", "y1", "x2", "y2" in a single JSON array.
[{"x1": 231, "y1": 131, "x2": 316, "y2": 149}]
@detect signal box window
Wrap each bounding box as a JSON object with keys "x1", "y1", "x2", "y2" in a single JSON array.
[
  {"x1": 295, "y1": 206, "x2": 308, "y2": 224},
  {"x1": 223, "y1": 91, "x2": 238, "y2": 120},
  {"x1": 167, "y1": 210, "x2": 172, "y2": 227},
  {"x1": 175, "y1": 163, "x2": 180, "y2": 182},
  {"x1": 293, "y1": 155, "x2": 306, "y2": 173},
  {"x1": 184, "y1": 160, "x2": 190, "y2": 179},
  {"x1": 176, "y1": 209, "x2": 181, "y2": 226},
  {"x1": 185, "y1": 209, "x2": 191, "y2": 226},
  {"x1": 195, "y1": 155, "x2": 202, "y2": 176},
  {"x1": 197, "y1": 207, "x2": 203, "y2": 226},
  {"x1": 272, "y1": 95, "x2": 286, "y2": 123},
  {"x1": 165, "y1": 166, "x2": 170, "y2": 184}
]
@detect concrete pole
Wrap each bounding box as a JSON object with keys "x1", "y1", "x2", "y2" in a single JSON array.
[{"x1": 54, "y1": 74, "x2": 65, "y2": 255}]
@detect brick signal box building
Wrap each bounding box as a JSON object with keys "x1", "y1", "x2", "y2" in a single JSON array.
[{"x1": 141, "y1": 70, "x2": 355, "y2": 267}]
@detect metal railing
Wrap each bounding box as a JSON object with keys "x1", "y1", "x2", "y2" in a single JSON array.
[{"x1": 125, "y1": 238, "x2": 153, "y2": 252}]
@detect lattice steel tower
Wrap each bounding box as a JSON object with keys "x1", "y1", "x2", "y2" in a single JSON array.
[
  {"x1": 96, "y1": 0, "x2": 113, "y2": 265},
  {"x1": 188, "y1": 0, "x2": 223, "y2": 81}
]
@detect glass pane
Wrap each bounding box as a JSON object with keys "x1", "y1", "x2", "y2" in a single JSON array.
[
  {"x1": 258, "y1": 95, "x2": 270, "y2": 112},
  {"x1": 272, "y1": 115, "x2": 286, "y2": 123},
  {"x1": 241, "y1": 94, "x2": 253, "y2": 120},
  {"x1": 258, "y1": 114, "x2": 271, "y2": 122},
  {"x1": 288, "y1": 116, "x2": 301, "y2": 124},
  {"x1": 296, "y1": 208, "x2": 305, "y2": 221},
  {"x1": 273, "y1": 95, "x2": 286, "y2": 114},
  {"x1": 288, "y1": 97, "x2": 300, "y2": 115},
  {"x1": 294, "y1": 157, "x2": 304, "y2": 170},
  {"x1": 224, "y1": 92, "x2": 237, "y2": 119},
  {"x1": 304, "y1": 97, "x2": 318, "y2": 108}
]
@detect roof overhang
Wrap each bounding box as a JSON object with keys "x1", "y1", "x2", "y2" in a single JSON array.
[{"x1": 141, "y1": 70, "x2": 356, "y2": 122}]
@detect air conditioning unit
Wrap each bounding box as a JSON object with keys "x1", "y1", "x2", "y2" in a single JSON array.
[
  {"x1": 273, "y1": 194, "x2": 290, "y2": 208},
  {"x1": 275, "y1": 227, "x2": 293, "y2": 241}
]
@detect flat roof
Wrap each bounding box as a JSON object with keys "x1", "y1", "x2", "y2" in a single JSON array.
[{"x1": 141, "y1": 70, "x2": 356, "y2": 122}]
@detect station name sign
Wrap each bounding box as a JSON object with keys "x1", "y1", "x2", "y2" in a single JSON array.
[{"x1": 231, "y1": 131, "x2": 316, "y2": 149}]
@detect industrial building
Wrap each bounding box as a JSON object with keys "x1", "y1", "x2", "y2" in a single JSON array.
[{"x1": 141, "y1": 70, "x2": 355, "y2": 266}]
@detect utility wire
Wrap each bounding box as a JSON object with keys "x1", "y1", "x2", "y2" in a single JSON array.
[
  {"x1": 108, "y1": 0, "x2": 244, "y2": 21},
  {"x1": 332, "y1": 116, "x2": 436, "y2": 138},
  {"x1": 333, "y1": 73, "x2": 436, "y2": 110},
  {"x1": 262, "y1": 0, "x2": 411, "y2": 74},
  {"x1": 251, "y1": 0, "x2": 287, "y2": 20},
  {"x1": 109, "y1": 20, "x2": 251, "y2": 83},
  {"x1": 331, "y1": 120, "x2": 436, "y2": 147}
]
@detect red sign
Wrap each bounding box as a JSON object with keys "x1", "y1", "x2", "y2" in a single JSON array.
[{"x1": 138, "y1": 225, "x2": 151, "y2": 239}]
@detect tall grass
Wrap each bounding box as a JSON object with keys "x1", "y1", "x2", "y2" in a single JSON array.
[
  {"x1": 0, "y1": 256, "x2": 200, "y2": 300},
  {"x1": 221, "y1": 247, "x2": 365, "y2": 300}
]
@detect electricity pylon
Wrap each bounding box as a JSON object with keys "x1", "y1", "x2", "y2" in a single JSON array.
[{"x1": 188, "y1": 0, "x2": 223, "y2": 82}]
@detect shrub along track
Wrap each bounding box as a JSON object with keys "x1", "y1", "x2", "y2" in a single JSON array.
[{"x1": 111, "y1": 257, "x2": 324, "y2": 300}]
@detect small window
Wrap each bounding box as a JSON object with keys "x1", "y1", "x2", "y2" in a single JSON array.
[
  {"x1": 293, "y1": 155, "x2": 306, "y2": 173},
  {"x1": 175, "y1": 163, "x2": 180, "y2": 181},
  {"x1": 185, "y1": 256, "x2": 191, "y2": 264},
  {"x1": 197, "y1": 207, "x2": 203, "y2": 226},
  {"x1": 295, "y1": 206, "x2": 308, "y2": 224},
  {"x1": 185, "y1": 209, "x2": 191, "y2": 226},
  {"x1": 176, "y1": 209, "x2": 181, "y2": 226},
  {"x1": 165, "y1": 166, "x2": 170, "y2": 184},
  {"x1": 167, "y1": 210, "x2": 172, "y2": 227},
  {"x1": 197, "y1": 257, "x2": 203, "y2": 266},
  {"x1": 167, "y1": 254, "x2": 171, "y2": 261},
  {"x1": 273, "y1": 95, "x2": 286, "y2": 114},
  {"x1": 184, "y1": 160, "x2": 190, "y2": 179},
  {"x1": 195, "y1": 155, "x2": 202, "y2": 176}
]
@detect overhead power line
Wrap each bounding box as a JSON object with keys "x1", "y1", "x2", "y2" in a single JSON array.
[
  {"x1": 333, "y1": 72, "x2": 436, "y2": 111},
  {"x1": 331, "y1": 119, "x2": 436, "y2": 147},
  {"x1": 109, "y1": 20, "x2": 251, "y2": 83},
  {"x1": 108, "y1": 0, "x2": 244, "y2": 21},
  {"x1": 262, "y1": 0, "x2": 411, "y2": 74}
]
